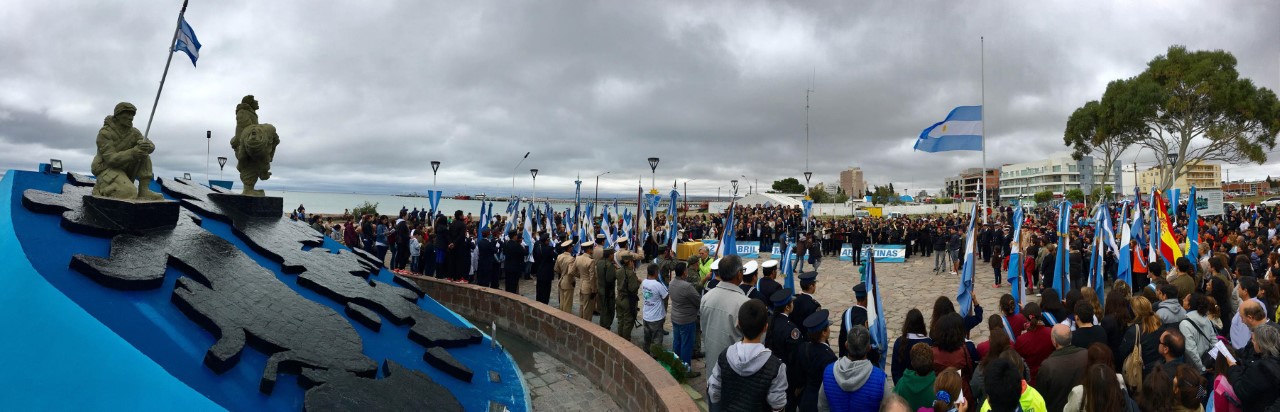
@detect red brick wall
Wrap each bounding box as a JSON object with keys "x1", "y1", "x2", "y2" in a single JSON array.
[{"x1": 414, "y1": 278, "x2": 699, "y2": 412}]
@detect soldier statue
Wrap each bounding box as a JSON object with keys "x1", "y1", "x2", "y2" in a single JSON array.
[{"x1": 91, "y1": 102, "x2": 163, "y2": 201}]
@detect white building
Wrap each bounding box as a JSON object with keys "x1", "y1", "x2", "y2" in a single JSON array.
[{"x1": 998, "y1": 154, "x2": 1116, "y2": 203}]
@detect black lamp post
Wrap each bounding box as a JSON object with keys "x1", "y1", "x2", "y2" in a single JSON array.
[
  {"x1": 595, "y1": 171, "x2": 610, "y2": 210},
  {"x1": 648, "y1": 157, "x2": 660, "y2": 195},
  {"x1": 430, "y1": 160, "x2": 441, "y2": 187},
  {"x1": 804, "y1": 171, "x2": 813, "y2": 198},
  {"x1": 216, "y1": 156, "x2": 227, "y2": 180},
  {"x1": 530, "y1": 169, "x2": 539, "y2": 203},
  {"x1": 731, "y1": 179, "x2": 739, "y2": 197}
]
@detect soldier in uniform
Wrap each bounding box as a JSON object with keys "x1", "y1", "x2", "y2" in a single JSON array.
[
  {"x1": 766, "y1": 288, "x2": 802, "y2": 411},
  {"x1": 790, "y1": 310, "x2": 837, "y2": 412},
  {"x1": 837, "y1": 283, "x2": 870, "y2": 359},
  {"x1": 738, "y1": 260, "x2": 765, "y2": 305},
  {"x1": 757, "y1": 260, "x2": 782, "y2": 309},
  {"x1": 686, "y1": 246, "x2": 714, "y2": 291},
  {"x1": 615, "y1": 253, "x2": 641, "y2": 343},
  {"x1": 655, "y1": 244, "x2": 678, "y2": 286},
  {"x1": 615, "y1": 236, "x2": 645, "y2": 265},
  {"x1": 790, "y1": 272, "x2": 822, "y2": 329},
  {"x1": 572, "y1": 241, "x2": 598, "y2": 320},
  {"x1": 596, "y1": 247, "x2": 619, "y2": 331},
  {"x1": 555, "y1": 240, "x2": 577, "y2": 313}
]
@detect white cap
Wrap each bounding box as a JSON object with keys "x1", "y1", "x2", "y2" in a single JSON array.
[
  {"x1": 743, "y1": 260, "x2": 759, "y2": 276},
  {"x1": 711, "y1": 257, "x2": 723, "y2": 270},
  {"x1": 762, "y1": 260, "x2": 779, "y2": 269},
  {"x1": 616, "y1": 236, "x2": 629, "y2": 244}
]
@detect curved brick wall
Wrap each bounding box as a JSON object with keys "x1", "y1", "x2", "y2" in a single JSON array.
[{"x1": 413, "y1": 277, "x2": 699, "y2": 412}]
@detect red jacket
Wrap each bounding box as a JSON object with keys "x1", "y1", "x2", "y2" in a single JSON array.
[{"x1": 1013, "y1": 326, "x2": 1054, "y2": 385}]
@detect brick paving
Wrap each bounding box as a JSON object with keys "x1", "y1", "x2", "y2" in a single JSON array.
[
  {"x1": 523, "y1": 351, "x2": 621, "y2": 412},
  {"x1": 501, "y1": 248, "x2": 1015, "y2": 408}
]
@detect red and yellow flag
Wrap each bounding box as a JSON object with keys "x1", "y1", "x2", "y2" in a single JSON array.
[{"x1": 1153, "y1": 190, "x2": 1184, "y2": 265}]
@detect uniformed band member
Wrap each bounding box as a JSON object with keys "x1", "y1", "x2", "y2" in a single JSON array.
[
  {"x1": 790, "y1": 272, "x2": 821, "y2": 330},
  {"x1": 554, "y1": 240, "x2": 576, "y2": 313},
  {"x1": 766, "y1": 288, "x2": 802, "y2": 410},
  {"x1": 757, "y1": 260, "x2": 782, "y2": 309},
  {"x1": 838, "y1": 283, "x2": 869, "y2": 358},
  {"x1": 596, "y1": 247, "x2": 619, "y2": 330},
  {"x1": 739, "y1": 260, "x2": 765, "y2": 304},
  {"x1": 790, "y1": 309, "x2": 837, "y2": 412},
  {"x1": 615, "y1": 253, "x2": 640, "y2": 341},
  {"x1": 573, "y1": 241, "x2": 598, "y2": 320}
]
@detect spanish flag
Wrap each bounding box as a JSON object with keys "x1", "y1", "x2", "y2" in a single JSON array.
[{"x1": 1153, "y1": 190, "x2": 1184, "y2": 266}]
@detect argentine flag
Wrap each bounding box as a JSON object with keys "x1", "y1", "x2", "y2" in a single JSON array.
[
  {"x1": 915, "y1": 106, "x2": 983, "y2": 152},
  {"x1": 957, "y1": 203, "x2": 978, "y2": 317},
  {"x1": 173, "y1": 16, "x2": 201, "y2": 67}
]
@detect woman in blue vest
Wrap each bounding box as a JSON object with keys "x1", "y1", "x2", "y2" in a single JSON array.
[{"x1": 817, "y1": 325, "x2": 891, "y2": 411}]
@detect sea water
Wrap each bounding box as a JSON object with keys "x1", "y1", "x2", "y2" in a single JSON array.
[{"x1": 279, "y1": 191, "x2": 637, "y2": 216}]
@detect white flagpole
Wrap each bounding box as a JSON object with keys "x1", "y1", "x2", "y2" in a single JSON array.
[
  {"x1": 980, "y1": 36, "x2": 989, "y2": 224},
  {"x1": 143, "y1": 0, "x2": 190, "y2": 141}
]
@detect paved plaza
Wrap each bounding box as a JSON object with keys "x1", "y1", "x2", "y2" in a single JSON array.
[{"x1": 504, "y1": 248, "x2": 1016, "y2": 408}]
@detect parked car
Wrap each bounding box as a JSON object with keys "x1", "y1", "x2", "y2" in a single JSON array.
[{"x1": 1261, "y1": 197, "x2": 1280, "y2": 207}]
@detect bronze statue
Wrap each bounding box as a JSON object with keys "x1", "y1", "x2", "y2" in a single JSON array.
[
  {"x1": 91, "y1": 102, "x2": 163, "y2": 200},
  {"x1": 232, "y1": 95, "x2": 279, "y2": 196}
]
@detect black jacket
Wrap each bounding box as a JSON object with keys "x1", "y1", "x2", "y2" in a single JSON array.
[
  {"x1": 502, "y1": 239, "x2": 526, "y2": 274},
  {"x1": 476, "y1": 238, "x2": 498, "y2": 275}
]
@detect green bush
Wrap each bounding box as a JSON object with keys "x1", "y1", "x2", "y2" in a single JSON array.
[{"x1": 351, "y1": 201, "x2": 379, "y2": 218}]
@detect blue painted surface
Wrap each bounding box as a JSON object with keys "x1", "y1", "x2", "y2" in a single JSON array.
[
  {"x1": 4, "y1": 170, "x2": 527, "y2": 411},
  {"x1": 0, "y1": 170, "x2": 222, "y2": 411}
]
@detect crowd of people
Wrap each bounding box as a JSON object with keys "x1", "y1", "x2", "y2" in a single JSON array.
[{"x1": 296, "y1": 198, "x2": 1279, "y2": 412}]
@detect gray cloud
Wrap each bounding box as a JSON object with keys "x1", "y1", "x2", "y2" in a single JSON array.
[{"x1": 2, "y1": 0, "x2": 1277, "y2": 198}]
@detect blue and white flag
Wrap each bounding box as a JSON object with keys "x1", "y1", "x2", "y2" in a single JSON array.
[
  {"x1": 478, "y1": 201, "x2": 488, "y2": 235},
  {"x1": 1089, "y1": 204, "x2": 1107, "y2": 301},
  {"x1": 1054, "y1": 201, "x2": 1071, "y2": 292},
  {"x1": 1187, "y1": 186, "x2": 1199, "y2": 264},
  {"x1": 914, "y1": 105, "x2": 983, "y2": 152},
  {"x1": 866, "y1": 246, "x2": 888, "y2": 367},
  {"x1": 1007, "y1": 203, "x2": 1025, "y2": 312},
  {"x1": 802, "y1": 199, "x2": 813, "y2": 231},
  {"x1": 718, "y1": 202, "x2": 737, "y2": 259},
  {"x1": 780, "y1": 236, "x2": 795, "y2": 290},
  {"x1": 667, "y1": 188, "x2": 680, "y2": 250},
  {"x1": 523, "y1": 200, "x2": 535, "y2": 257},
  {"x1": 573, "y1": 179, "x2": 582, "y2": 230},
  {"x1": 958, "y1": 203, "x2": 978, "y2": 317},
  {"x1": 173, "y1": 16, "x2": 201, "y2": 67},
  {"x1": 1118, "y1": 202, "x2": 1132, "y2": 288},
  {"x1": 427, "y1": 190, "x2": 443, "y2": 218}
]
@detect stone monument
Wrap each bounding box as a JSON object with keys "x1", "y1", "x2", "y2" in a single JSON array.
[
  {"x1": 91, "y1": 102, "x2": 163, "y2": 201},
  {"x1": 231, "y1": 95, "x2": 280, "y2": 196}
]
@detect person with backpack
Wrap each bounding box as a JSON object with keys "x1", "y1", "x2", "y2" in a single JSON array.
[{"x1": 708, "y1": 299, "x2": 788, "y2": 412}]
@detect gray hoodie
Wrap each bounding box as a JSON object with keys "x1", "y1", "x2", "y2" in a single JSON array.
[
  {"x1": 816, "y1": 358, "x2": 892, "y2": 412},
  {"x1": 1155, "y1": 298, "x2": 1187, "y2": 325},
  {"x1": 708, "y1": 342, "x2": 789, "y2": 410}
]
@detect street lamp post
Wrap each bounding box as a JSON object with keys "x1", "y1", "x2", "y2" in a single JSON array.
[
  {"x1": 804, "y1": 171, "x2": 813, "y2": 198},
  {"x1": 595, "y1": 171, "x2": 610, "y2": 211},
  {"x1": 530, "y1": 169, "x2": 539, "y2": 203},
  {"x1": 511, "y1": 152, "x2": 530, "y2": 200},
  {"x1": 731, "y1": 179, "x2": 739, "y2": 197},
  {"x1": 430, "y1": 160, "x2": 441, "y2": 187},
  {"x1": 647, "y1": 157, "x2": 660, "y2": 195},
  {"x1": 681, "y1": 178, "x2": 697, "y2": 216},
  {"x1": 740, "y1": 175, "x2": 752, "y2": 195}
]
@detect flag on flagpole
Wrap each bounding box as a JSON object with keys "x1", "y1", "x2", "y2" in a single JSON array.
[
  {"x1": 866, "y1": 247, "x2": 888, "y2": 367},
  {"x1": 1187, "y1": 186, "x2": 1199, "y2": 264},
  {"x1": 1118, "y1": 202, "x2": 1132, "y2": 288},
  {"x1": 1088, "y1": 204, "x2": 1107, "y2": 301},
  {"x1": 718, "y1": 202, "x2": 737, "y2": 258},
  {"x1": 780, "y1": 236, "x2": 795, "y2": 290},
  {"x1": 478, "y1": 201, "x2": 488, "y2": 235},
  {"x1": 173, "y1": 16, "x2": 201, "y2": 67},
  {"x1": 1007, "y1": 203, "x2": 1025, "y2": 312},
  {"x1": 1054, "y1": 201, "x2": 1071, "y2": 293},
  {"x1": 667, "y1": 188, "x2": 680, "y2": 250},
  {"x1": 1148, "y1": 189, "x2": 1160, "y2": 266},
  {"x1": 958, "y1": 203, "x2": 978, "y2": 317},
  {"x1": 802, "y1": 199, "x2": 813, "y2": 231},
  {"x1": 914, "y1": 106, "x2": 983, "y2": 152},
  {"x1": 1154, "y1": 189, "x2": 1184, "y2": 266}
]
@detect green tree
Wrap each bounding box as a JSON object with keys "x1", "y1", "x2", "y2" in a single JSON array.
[
  {"x1": 870, "y1": 185, "x2": 900, "y2": 206},
  {"x1": 1090, "y1": 185, "x2": 1114, "y2": 203},
  {"x1": 771, "y1": 177, "x2": 805, "y2": 194},
  {"x1": 809, "y1": 184, "x2": 832, "y2": 203},
  {"x1": 351, "y1": 201, "x2": 379, "y2": 217},
  {"x1": 1034, "y1": 190, "x2": 1054, "y2": 204},
  {"x1": 1065, "y1": 189, "x2": 1085, "y2": 203},
  {"x1": 1063, "y1": 100, "x2": 1135, "y2": 187},
  {"x1": 835, "y1": 192, "x2": 849, "y2": 203},
  {"x1": 1089, "y1": 45, "x2": 1280, "y2": 191}
]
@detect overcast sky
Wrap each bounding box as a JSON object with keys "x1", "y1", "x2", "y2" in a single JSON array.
[{"x1": 2, "y1": 1, "x2": 1278, "y2": 198}]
